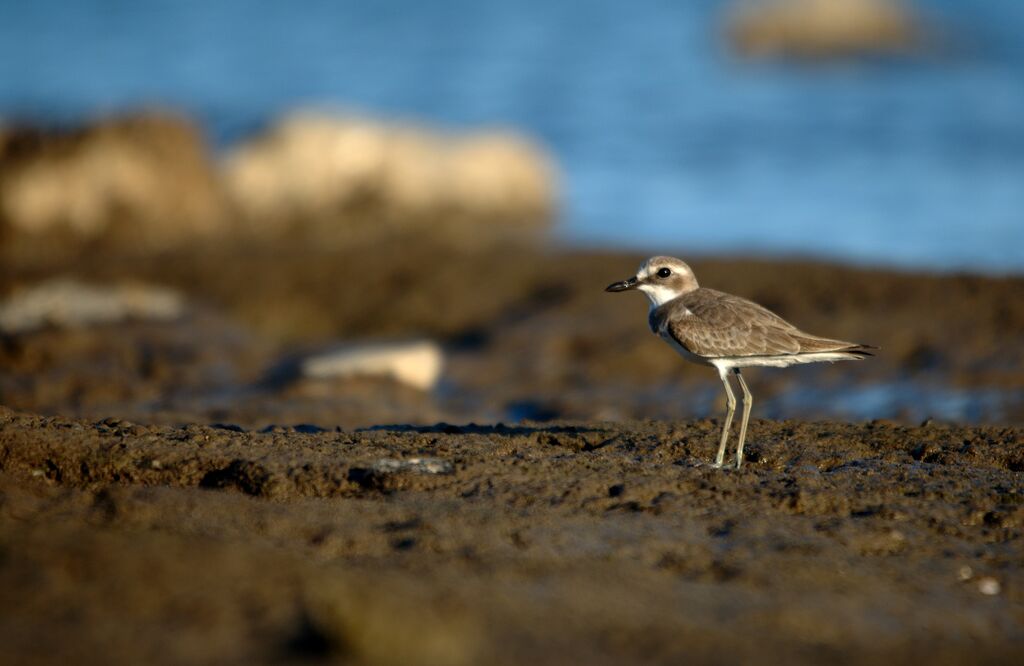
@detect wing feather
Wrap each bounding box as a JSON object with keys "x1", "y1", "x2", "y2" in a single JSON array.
[{"x1": 659, "y1": 289, "x2": 804, "y2": 358}]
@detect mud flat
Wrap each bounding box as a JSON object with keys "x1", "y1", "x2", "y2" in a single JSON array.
[
  {"x1": 1, "y1": 407, "x2": 1022, "y2": 665},
  {"x1": 3, "y1": 244, "x2": 1023, "y2": 426}
]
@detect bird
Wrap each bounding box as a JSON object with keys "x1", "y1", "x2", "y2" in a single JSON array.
[{"x1": 606, "y1": 256, "x2": 874, "y2": 468}]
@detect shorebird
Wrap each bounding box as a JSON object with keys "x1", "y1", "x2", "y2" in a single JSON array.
[{"x1": 606, "y1": 256, "x2": 874, "y2": 468}]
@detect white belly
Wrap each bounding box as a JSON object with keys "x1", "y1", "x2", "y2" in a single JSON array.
[{"x1": 657, "y1": 331, "x2": 862, "y2": 370}]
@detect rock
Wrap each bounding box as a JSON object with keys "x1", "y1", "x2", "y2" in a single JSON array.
[
  {"x1": 0, "y1": 112, "x2": 230, "y2": 256},
  {"x1": 445, "y1": 133, "x2": 556, "y2": 220},
  {"x1": 301, "y1": 340, "x2": 444, "y2": 391},
  {"x1": 726, "y1": 0, "x2": 923, "y2": 59},
  {"x1": 369, "y1": 457, "x2": 453, "y2": 475},
  {"x1": 977, "y1": 577, "x2": 1001, "y2": 596},
  {"x1": 223, "y1": 113, "x2": 557, "y2": 243},
  {"x1": 0, "y1": 110, "x2": 558, "y2": 260},
  {"x1": 0, "y1": 279, "x2": 186, "y2": 333}
]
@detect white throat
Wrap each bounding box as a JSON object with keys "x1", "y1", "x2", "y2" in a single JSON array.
[{"x1": 638, "y1": 283, "x2": 682, "y2": 309}]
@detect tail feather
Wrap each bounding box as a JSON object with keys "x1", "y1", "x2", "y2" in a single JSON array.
[{"x1": 795, "y1": 334, "x2": 878, "y2": 356}]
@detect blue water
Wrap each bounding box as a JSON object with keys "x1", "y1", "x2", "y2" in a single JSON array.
[{"x1": 2, "y1": 0, "x2": 1023, "y2": 273}]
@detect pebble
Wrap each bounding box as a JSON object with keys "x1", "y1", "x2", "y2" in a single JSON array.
[
  {"x1": 977, "y1": 577, "x2": 1001, "y2": 596},
  {"x1": 370, "y1": 457, "x2": 453, "y2": 475}
]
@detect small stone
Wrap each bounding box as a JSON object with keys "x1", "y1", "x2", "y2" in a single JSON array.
[
  {"x1": 301, "y1": 340, "x2": 444, "y2": 391},
  {"x1": 957, "y1": 565, "x2": 973, "y2": 581},
  {"x1": 978, "y1": 577, "x2": 1001, "y2": 596},
  {"x1": 0, "y1": 279, "x2": 185, "y2": 334},
  {"x1": 370, "y1": 457, "x2": 453, "y2": 475}
]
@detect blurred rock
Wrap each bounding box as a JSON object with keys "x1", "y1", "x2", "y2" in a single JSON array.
[
  {"x1": 369, "y1": 457, "x2": 454, "y2": 475},
  {"x1": 301, "y1": 340, "x2": 444, "y2": 391},
  {"x1": 727, "y1": 0, "x2": 922, "y2": 59},
  {"x1": 0, "y1": 113, "x2": 230, "y2": 255},
  {"x1": 977, "y1": 577, "x2": 1001, "y2": 596},
  {"x1": 223, "y1": 113, "x2": 557, "y2": 243},
  {"x1": 0, "y1": 111, "x2": 559, "y2": 261},
  {"x1": 0, "y1": 278, "x2": 185, "y2": 334}
]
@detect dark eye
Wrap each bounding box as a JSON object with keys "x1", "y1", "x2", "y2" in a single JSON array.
[{"x1": 657, "y1": 268, "x2": 671, "y2": 278}]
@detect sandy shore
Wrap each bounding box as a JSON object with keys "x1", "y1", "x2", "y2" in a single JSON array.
[{"x1": 1, "y1": 407, "x2": 1022, "y2": 665}]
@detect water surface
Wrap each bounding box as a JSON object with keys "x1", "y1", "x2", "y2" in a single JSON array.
[{"x1": 1, "y1": 0, "x2": 1022, "y2": 272}]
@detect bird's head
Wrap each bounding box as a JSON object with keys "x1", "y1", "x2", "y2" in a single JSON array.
[{"x1": 605, "y1": 256, "x2": 699, "y2": 307}]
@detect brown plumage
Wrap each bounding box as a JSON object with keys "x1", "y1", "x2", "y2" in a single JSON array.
[{"x1": 649, "y1": 288, "x2": 874, "y2": 362}]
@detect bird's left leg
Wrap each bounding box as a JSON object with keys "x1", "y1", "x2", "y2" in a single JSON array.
[
  {"x1": 734, "y1": 368, "x2": 753, "y2": 469},
  {"x1": 714, "y1": 367, "x2": 737, "y2": 467}
]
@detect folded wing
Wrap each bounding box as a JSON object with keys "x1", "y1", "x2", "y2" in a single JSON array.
[{"x1": 661, "y1": 289, "x2": 869, "y2": 359}]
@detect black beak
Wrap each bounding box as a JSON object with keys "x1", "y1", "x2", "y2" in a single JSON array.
[{"x1": 605, "y1": 277, "x2": 638, "y2": 293}]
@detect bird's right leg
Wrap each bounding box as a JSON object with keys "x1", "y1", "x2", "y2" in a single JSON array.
[
  {"x1": 734, "y1": 369, "x2": 753, "y2": 469},
  {"x1": 713, "y1": 367, "x2": 737, "y2": 467}
]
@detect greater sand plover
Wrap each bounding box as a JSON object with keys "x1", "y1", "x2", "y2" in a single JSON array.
[{"x1": 607, "y1": 256, "x2": 874, "y2": 468}]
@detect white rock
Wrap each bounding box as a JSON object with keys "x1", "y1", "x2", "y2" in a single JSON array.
[
  {"x1": 223, "y1": 112, "x2": 557, "y2": 233},
  {"x1": 977, "y1": 577, "x2": 1001, "y2": 596},
  {"x1": 0, "y1": 279, "x2": 185, "y2": 334},
  {"x1": 370, "y1": 457, "x2": 453, "y2": 475},
  {"x1": 301, "y1": 340, "x2": 443, "y2": 391}
]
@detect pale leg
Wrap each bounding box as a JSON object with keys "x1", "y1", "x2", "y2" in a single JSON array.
[
  {"x1": 714, "y1": 368, "x2": 737, "y2": 467},
  {"x1": 734, "y1": 369, "x2": 753, "y2": 469}
]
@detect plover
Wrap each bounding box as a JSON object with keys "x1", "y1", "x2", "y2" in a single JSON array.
[{"x1": 606, "y1": 256, "x2": 874, "y2": 468}]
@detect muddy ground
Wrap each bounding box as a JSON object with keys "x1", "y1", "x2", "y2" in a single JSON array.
[
  {"x1": 2, "y1": 242, "x2": 1023, "y2": 426},
  {"x1": 1, "y1": 407, "x2": 1022, "y2": 665},
  {"x1": 1, "y1": 242, "x2": 1023, "y2": 664}
]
